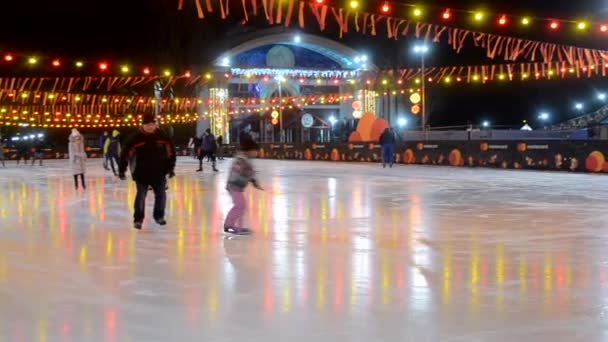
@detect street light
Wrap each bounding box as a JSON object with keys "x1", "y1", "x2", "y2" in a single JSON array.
[
  {"x1": 482, "y1": 120, "x2": 490, "y2": 128},
  {"x1": 413, "y1": 44, "x2": 429, "y2": 137},
  {"x1": 397, "y1": 117, "x2": 407, "y2": 127},
  {"x1": 575, "y1": 102, "x2": 584, "y2": 111},
  {"x1": 538, "y1": 112, "x2": 550, "y2": 121},
  {"x1": 598, "y1": 93, "x2": 606, "y2": 101}
]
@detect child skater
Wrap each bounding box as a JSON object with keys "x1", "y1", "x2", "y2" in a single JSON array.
[{"x1": 223, "y1": 137, "x2": 262, "y2": 235}]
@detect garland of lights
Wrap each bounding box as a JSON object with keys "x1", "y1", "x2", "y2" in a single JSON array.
[
  {"x1": 316, "y1": 0, "x2": 608, "y2": 35},
  {"x1": 180, "y1": 0, "x2": 608, "y2": 68},
  {"x1": 0, "y1": 89, "x2": 352, "y2": 108},
  {"x1": 230, "y1": 68, "x2": 359, "y2": 79}
]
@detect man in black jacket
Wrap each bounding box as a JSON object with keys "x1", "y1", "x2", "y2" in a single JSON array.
[
  {"x1": 379, "y1": 127, "x2": 397, "y2": 168},
  {"x1": 119, "y1": 113, "x2": 176, "y2": 230}
]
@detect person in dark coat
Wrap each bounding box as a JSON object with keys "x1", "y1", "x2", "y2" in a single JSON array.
[
  {"x1": 0, "y1": 138, "x2": 5, "y2": 168},
  {"x1": 99, "y1": 131, "x2": 110, "y2": 170},
  {"x1": 31, "y1": 137, "x2": 44, "y2": 166},
  {"x1": 216, "y1": 135, "x2": 224, "y2": 160},
  {"x1": 196, "y1": 129, "x2": 218, "y2": 172},
  {"x1": 103, "y1": 129, "x2": 121, "y2": 176},
  {"x1": 379, "y1": 127, "x2": 397, "y2": 168},
  {"x1": 16, "y1": 139, "x2": 29, "y2": 165},
  {"x1": 119, "y1": 113, "x2": 176, "y2": 230}
]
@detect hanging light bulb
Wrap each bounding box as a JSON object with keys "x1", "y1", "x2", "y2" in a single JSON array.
[
  {"x1": 381, "y1": 1, "x2": 390, "y2": 13},
  {"x1": 442, "y1": 9, "x2": 451, "y2": 20},
  {"x1": 498, "y1": 15, "x2": 507, "y2": 26}
]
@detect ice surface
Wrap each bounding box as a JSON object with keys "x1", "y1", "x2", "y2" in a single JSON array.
[{"x1": 1, "y1": 158, "x2": 608, "y2": 341}]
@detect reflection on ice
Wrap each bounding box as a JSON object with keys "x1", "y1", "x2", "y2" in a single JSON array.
[{"x1": 0, "y1": 158, "x2": 607, "y2": 340}]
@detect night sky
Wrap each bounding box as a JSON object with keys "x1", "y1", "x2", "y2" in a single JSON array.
[{"x1": 1, "y1": 0, "x2": 608, "y2": 128}]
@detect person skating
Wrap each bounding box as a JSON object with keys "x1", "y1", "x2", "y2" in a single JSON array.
[
  {"x1": 0, "y1": 139, "x2": 5, "y2": 168},
  {"x1": 119, "y1": 113, "x2": 176, "y2": 230},
  {"x1": 31, "y1": 137, "x2": 44, "y2": 166},
  {"x1": 103, "y1": 129, "x2": 121, "y2": 176},
  {"x1": 15, "y1": 139, "x2": 28, "y2": 165},
  {"x1": 99, "y1": 131, "x2": 110, "y2": 170},
  {"x1": 216, "y1": 135, "x2": 224, "y2": 160},
  {"x1": 379, "y1": 127, "x2": 396, "y2": 168},
  {"x1": 69, "y1": 129, "x2": 87, "y2": 189},
  {"x1": 223, "y1": 137, "x2": 263, "y2": 235},
  {"x1": 196, "y1": 129, "x2": 218, "y2": 172}
]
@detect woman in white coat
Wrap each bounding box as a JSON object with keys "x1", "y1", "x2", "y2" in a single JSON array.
[{"x1": 69, "y1": 128, "x2": 87, "y2": 189}]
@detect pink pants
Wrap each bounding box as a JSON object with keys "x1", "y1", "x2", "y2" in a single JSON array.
[{"x1": 224, "y1": 190, "x2": 246, "y2": 229}]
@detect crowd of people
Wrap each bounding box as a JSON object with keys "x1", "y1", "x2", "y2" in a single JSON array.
[
  {"x1": 4, "y1": 118, "x2": 398, "y2": 236},
  {"x1": 89, "y1": 113, "x2": 261, "y2": 235}
]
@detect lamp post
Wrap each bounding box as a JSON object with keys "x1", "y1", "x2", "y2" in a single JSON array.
[{"x1": 413, "y1": 45, "x2": 429, "y2": 137}]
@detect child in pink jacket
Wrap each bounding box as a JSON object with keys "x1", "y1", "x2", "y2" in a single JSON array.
[{"x1": 224, "y1": 138, "x2": 263, "y2": 235}]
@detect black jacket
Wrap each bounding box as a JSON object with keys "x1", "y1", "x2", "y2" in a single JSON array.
[
  {"x1": 119, "y1": 128, "x2": 176, "y2": 182},
  {"x1": 379, "y1": 130, "x2": 396, "y2": 145}
]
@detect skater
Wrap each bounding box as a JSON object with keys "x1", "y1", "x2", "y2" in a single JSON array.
[
  {"x1": 196, "y1": 129, "x2": 218, "y2": 172},
  {"x1": 119, "y1": 113, "x2": 176, "y2": 230},
  {"x1": 223, "y1": 137, "x2": 263, "y2": 235},
  {"x1": 31, "y1": 137, "x2": 44, "y2": 166},
  {"x1": 15, "y1": 139, "x2": 28, "y2": 165},
  {"x1": 193, "y1": 135, "x2": 202, "y2": 163},
  {"x1": 0, "y1": 138, "x2": 5, "y2": 168},
  {"x1": 99, "y1": 131, "x2": 110, "y2": 170},
  {"x1": 216, "y1": 135, "x2": 224, "y2": 160},
  {"x1": 187, "y1": 137, "x2": 196, "y2": 159},
  {"x1": 103, "y1": 129, "x2": 121, "y2": 176},
  {"x1": 69, "y1": 129, "x2": 87, "y2": 189},
  {"x1": 379, "y1": 127, "x2": 396, "y2": 168}
]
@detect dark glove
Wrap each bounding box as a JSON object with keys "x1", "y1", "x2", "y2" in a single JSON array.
[
  {"x1": 168, "y1": 171, "x2": 175, "y2": 179},
  {"x1": 118, "y1": 173, "x2": 126, "y2": 180},
  {"x1": 252, "y1": 179, "x2": 263, "y2": 190}
]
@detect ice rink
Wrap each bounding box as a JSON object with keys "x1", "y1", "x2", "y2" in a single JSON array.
[{"x1": 0, "y1": 157, "x2": 607, "y2": 341}]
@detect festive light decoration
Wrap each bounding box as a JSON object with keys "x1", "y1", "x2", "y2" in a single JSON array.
[
  {"x1": 52, "y1": 59, "x2": 61, "y2": 67},
  {"x1": 230, "y1": 68, "x2": 358, "y2": 79},
  {"x1": 601, "y1": 25, "x2": 608, "y2": 32},
  {"x1": 411, "y1": 104, "x2": 421, "y2": 114},
  {"x1": 381, "y1": 2, "x2": 389, "y2": 13},
  {"x1": 578, "y1": 22, "x2": 587, "y2": 30},
  {"x1": 28, "y1": 57, "x2": 37, "y2": 65},
  {"x1": 99, "y1": 62, "x2": 108, "y2": 71},
  {"x1": 349, "y1": 0, "x2": 358, "y2": 9},
  {"x1": 75, "y1": 61, "x2": 83, "y2": 68},
  {"x1": 409, "y1": 93, "x2": 421, "y2": 104},
  {"x1": 442, "y1": 9, "x2": 451, "y2": 20},
  {"x1": 121, "y1": 66, "x2": 129, "y2": 73},
  {"x1": 550, "y1": 21, "x2": 559, "y2": 30},
  {"x1": 248, "y1": 0, "x2": 608, "y2": 36}
]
